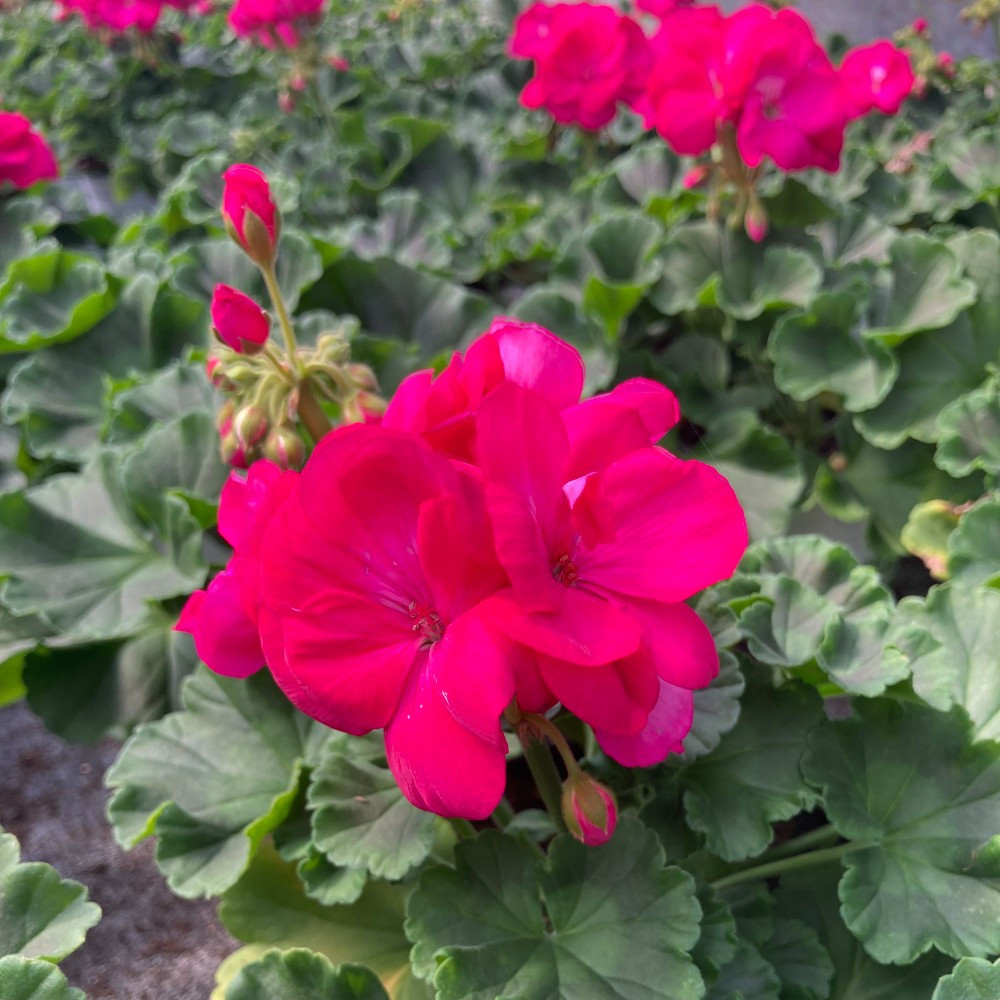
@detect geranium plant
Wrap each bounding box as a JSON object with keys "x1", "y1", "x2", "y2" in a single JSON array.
[{"x1": 1, "y1": 1, "x2": 1000, "y2": 998}]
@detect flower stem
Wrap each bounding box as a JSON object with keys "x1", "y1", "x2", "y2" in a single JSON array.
[
  {"x1": 755, "y1": 823, "x2": 840, "y2": 864},
  {"x1": 710, "y1": 841, "x2": 859, "y2": 891},
  {"x1": 491, "y1": 797, "x2": 515, "y2": 829},
  {"x1": 297, "y1": 378, "x2": 332, "y2": 443},
  {"x1": 450, "y1": 818, "x2": 477, "y2": 840},
  {"x1": 309, "y1": 77, "x2": 338, "y2": 143},
  {"x1": 261, "y1": 264, "x2": 299, "y2": 365},
  {"x1": 522, "y1": 736, "x2": 568, "y2": 834}
]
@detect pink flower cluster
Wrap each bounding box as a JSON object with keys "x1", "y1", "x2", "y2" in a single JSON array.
[
  {"x1": 54, "y1": 0, "x2": 200, "y2": 33},
  {"x1": 178, "y1": 319, "x2": 747, "y2": 819},
  {"x1": 511, "y1": 1, "x2": 915, "y2": 173},
  {"x1": 228, "y1": 0, "x2": 324, "y2": 49},
  {"x1": 0, "y1": 113, "x2": 58, "y2": 189}
]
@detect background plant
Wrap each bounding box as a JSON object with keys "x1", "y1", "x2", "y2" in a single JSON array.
[{"x1": 2, "y1": 1, "x2": 1000, "y2": 998}]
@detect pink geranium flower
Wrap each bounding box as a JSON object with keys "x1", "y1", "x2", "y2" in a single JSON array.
[
  {"x1": 840, "y1": 41, "x2": 915, "y2": 118},
  {"x1": 476, "y1": 383, "x2": 747, "y2": 765},
  {"x1": 259, "y1": 425, "x2": 516, "y2": 818},
  {"x1": 0, "y1": 113, "x2": 58, "y2": 190},
  {"x1": 176, "y1": 461, "x2": 297, "y2": 678},
  {"x1": 511, "y1": 2, "x2": 651, "y2": 130}
]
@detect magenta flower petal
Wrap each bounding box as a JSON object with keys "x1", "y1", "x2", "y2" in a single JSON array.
[
  {"x1": 574, "y1": 447, "x2": 748, "y2": 604},
  {"x1": 595, "y1": 680, "x2": 694, "y2": 767}
]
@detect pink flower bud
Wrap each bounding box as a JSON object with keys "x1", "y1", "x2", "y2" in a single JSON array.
[
  {"x1": 938, "y1": 51, "x2": 955, "y2": 77},
  {"x1": 561, "y1": 772, "x2": 618, "y2": 846},
  {"x1": 221, "y1": 163, "x2": 280, "y2": 267},
  {"x1": 278, "y1": 91, "x2": 295, "y2": 114},
  {"x1": 263, "y1": 425, "x2": 305, "y2": 469},
  {"x1": 206, "y1": 356, "x2": 226, "y2": 387},
  {"x1": 233, "y1": 405, "x2": 269, "y2": 449},
  {"x1": 220, "y1": 431, "x2": 249, "y2": 468},
  {"x1": 289, "y1": 71, "x2": 307, "y2": 92},
  {"x1": 744, "y1": 201, "x2": 769, "y2": 243},
  {"x1": 912, "y1": 17, "x2": 928, "y2": 34},
  {"x1": 682, "y1": 164, "x2": 711, "y2": 190},
  {"x1": 211, "y1": 284, "x2": 270, "y2": 354},
  {"x1": 328, "y1": 55, "x2": 349, "y2": 71}
]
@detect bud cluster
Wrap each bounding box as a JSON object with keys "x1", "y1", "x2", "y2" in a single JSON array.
[{"x1": 209, "y1": 163, "x2": 385, "y2": 470}]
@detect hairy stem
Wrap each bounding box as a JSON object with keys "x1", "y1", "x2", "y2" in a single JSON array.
[
  {"x1": 710, "y1": 841, "x2": 859, "y2": 891},
  {"x1": 297, "y1": 378, "x2": 332, "y2": 442},
  {"x1": 522, "y1": 736, "x2": 568, "y2": 834}
]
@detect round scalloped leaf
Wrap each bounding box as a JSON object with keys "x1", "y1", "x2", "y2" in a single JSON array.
[
  {"x1": 862, "y1": 234, "x2": 976, "y2": 347},
  {"x1": 307, "y1": 749, "x2": 442, "y2": 882},
  {"x1": 775, "y1": 866, "x2": 953, "y2": 1000},
  {"x1": 106, "y1": 668, "x2": 316, "y2": 898},
  {"x1": 935, "y1": 379, "x2": 1000, "y2": 478},
  {"x1": 803, "y1": 701, "x2": 1000, "y2": 963},
  {"x1": 678, "y1": 651, "x2": 745, "y2": 763},
  {"x1": 932, "y1": 957, "x2": 1000, "y2": 1000},
  {"x1": 0, "y1": 957, "x2": 85, "y2": 1000},
  {"x1": 0, "y1": 248, "x2": 116, "y2": 353},
  {"x1": 0, "y1": 826, "x2": 100, "y2": 962},
  {"x1": 406, "y1": 820, "x2": 703, "y2": 1000},
  {"x1": 948, "y1": 498, "x2": 1000, "y2": 587},
  {"x1": 224, "y1": 950, "x2": 388, "y2": 1000},
  {"x1": 218, "y1": 844, "x2": 428, "y2": 1000},
  {"x1": 678, "y1": 682, "x2": 823, "y2": 862},
  {"x1": 758, "y1": 918, "x2": 834, "y2": 1000},
  {"x1": 705, "y1": 939, "x2": 780, "y2": 1000},
  {"x1": 888, "y1": 584, "x2": 1000, "y2": 742},
  {"x1": 853, "y1": 314, "x2": 996, "y2": 449},
  {"x1": 769, "y1": 292, "x2": 897, "y2": 412},
  {"x1": 0, "y1": 449, "x2": 206, "y2": 643}
]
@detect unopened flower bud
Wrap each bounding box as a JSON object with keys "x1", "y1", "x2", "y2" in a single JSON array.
[
  {"x1": 220, "y1": 431, "x2": 249, "y2": 469},
  {"x1": 682, "y1": 164, "x2": 711, "y2": 190},
  {"x1": 211, "y1": 284, "x2": 270, "y2": 355},
  {"x1": 289, "y1": 71, "x2": 307, "y2": 92},
  {"x1": 912, "y1": 17, "x2": 928, "y2": 34},
  {"x1": 327, "y1": 54, "x2": 349, "y2": 71},
  {"x1": 316, "y1": 332, "x2": 349, "y2": 360},
  {"x1": 216, "y1": 399, "x2": 236, "y2": 434},
  {"x1": 561, "y1": 772, "x2": 617, "y2": 846},
  {"x1": 744, "y1": 199, "x2": 768, "y2": 244},
  {"x1": 938, "y1": 51, "x2": 956, "y2": 77},
  {"x1": 263, "y1": 425, "x2": 306, "y2": 470},
  {"x1": 346, "y1": 363, "x2": 378, "y2": 391},
  {"x1": 356, "y1": 390, "x2": 388, "y2": 419},
  {"x1": 232, "y1": 405, "x2": 269, "y2": 449},
  {"x1": 206, "y1": 355, "x2": 226, "y2": 388},
  {"x1": 278, "y1": 91, "x2": 295, "y2": 114},
  {"x1": 221, "y1": 163, "x2": 280, "y2": 267}
]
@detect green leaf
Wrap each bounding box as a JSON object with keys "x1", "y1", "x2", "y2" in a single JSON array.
[
  {"x1": 224, "y1": 950, "x2": 389, "y2": 1000},
  {"x1": 23, "y1": 622, "x2": 198, "y2": 743},
  {"x1": 691, "y1": 885, "x2": 738, "y2": 982},
  {"x1": 0, "y1": 957, "x2": 85, "y2": 1000},
  {"x1": 889, "y1": 584, "x2": 1000, "y2": 741},
  {"x1": 775, "y1": 866, "x2": 953, "y2": 1000},
  {"x1": 0, "y1": 449, "x2": 206, "y2": 643},
  {"x1": 863, "y1": 234, "x2": 976, "y2": 346},
  {"x1": 312, "y1": 256, "x2": 495, "y2": 361},
  {"x1": 1, "y1": 277, "x2": 205, "y2": 461},
  {"x1": 853, "y1": 314, "x2": 995, "y2": 449},
  {"x1": 106, "y1": 668, "x2": 314, "y2": 897},
  {"x1": 407, "y1": 821, "x2": 703, "y2": 1000},
  {"x1": 219, "y1": 843, "x2": 427, "y2": 1000},
  {"x1": 769, "y1": 292, "x2": 897, "y2": 412},
  {"x1": 706, "y1": 939, "x2": 780, "y2": 1000},
  {"x1": 308, "y1": 749, "x2": 442, "y2": 882},
  {"x1": 901, "y1": 501, "x2": 959, "y2": 581},
  {"x1": 679, "y1": 651, "x2": 744, "y2": 763},
  {"x1": 695, "y1": 412, "x2": 805, "y2": 539},
  {"x1": 935, "y1": 378, "x2": 1000, "y2": 478},
  {"x1": 0, "y1": 826, "x2": 101, "y2": 961},
  {"x1": 802, "y1": 701, "x2": 1000, "y2": 963},
  {"x1": 678, "y1": 682, "x2": 823, "y2": 861},
  {"x1": 948, "y1": 498, "x2": 1000, "y2": 587},
  {"x1": 0, "y1": 248, "x2": 116, "y2": 353},
  {"x1": 733, "y1": 535, "x2": 901, "y2": 696},
  {"x1": 297, "y1": 849, "x2": 368, "y2": 907},
  {"x1": 932, "y1": 957, "x2": 1000, "y2": 1000},
  {"x1": 758, "y1": 919, "x2": 833, "y2": 1000}
]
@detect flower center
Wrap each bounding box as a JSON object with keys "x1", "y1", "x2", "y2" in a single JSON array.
[
  {"x1": 552, "y1": 554, "x2": 579, "y2": 586},
  {"x1": 408, "y1": 602, "x2": 444, "y2": 646}
]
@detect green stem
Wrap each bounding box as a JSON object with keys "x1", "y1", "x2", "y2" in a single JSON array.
[
  {"x1": 522, "y1": 736, "x2": 568, "y2": 833},
  {"x1": 309, "y1": 77, "x2": 338, "y2": 142},
  {"x1": 450, "y1": 818, "x2": 477, "y2": 840},
  {"x1": 491, "y1": 798, "x2": 515, "y2": 829},
  {"x1": 261, "y1": 265, "x2": 299, "y2": 365},
  {"x1": 756, "y1": 823, "x2": 839, "y2": 864},
  {"x1": 710, "y1": 842, "x2": 859, "y2": 891},
  {"x1": 297, "y1": 379, "x2": 332, "y2": 443}
]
